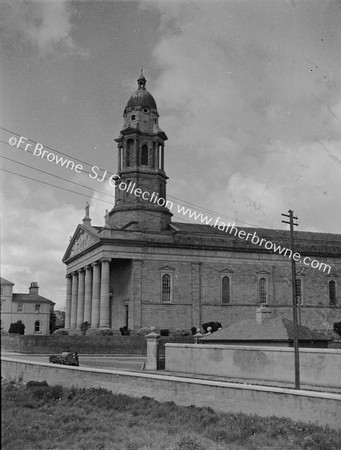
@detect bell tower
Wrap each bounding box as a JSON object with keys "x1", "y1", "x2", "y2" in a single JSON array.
[{"x1": 108, "y1": 71, "x2": 172, "y2": 231}]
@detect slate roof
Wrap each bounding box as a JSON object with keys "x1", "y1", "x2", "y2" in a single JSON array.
[
  {"x1": 12, "y1": 294, "x2": 55, "y2": 305},
  {"x1": 0, "y1": 277, "x2": 14, "y2": 286},
  {"x1": 200, "y1": 317, "x2": 330, "y2": 343}
]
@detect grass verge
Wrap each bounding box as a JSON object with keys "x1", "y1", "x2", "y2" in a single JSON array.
[{"x1": 2, "y1": 379, "x2": 340, "y2": 450}]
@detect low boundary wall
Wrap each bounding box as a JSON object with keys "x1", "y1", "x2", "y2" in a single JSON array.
[
  {"x1": 0, "y1": 334, "x2": 147, "y2": 355},
  {"x1": 165, "y1": 344, "x2": 341, "y2": 389},
  {"x1": 2, "y1": 357, "x2": 341, "y2": 430}
]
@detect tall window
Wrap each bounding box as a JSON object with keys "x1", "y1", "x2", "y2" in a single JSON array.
[
  {"x1": 295, "y1": 279, "x2": 303, "y2": 305},
  {"x1": 35, "y1": 304, "x2": 41, "y2": 313},
  {"x1": 141, "y1": 145, "x2": 148, "y2": 166},
  {"x1": 329, "y1": 280, "x2": 336, "y2": 305},
  {"x1": 221, "y1": 276, "x2": 230, "y2": 304},
  {"x1": 161, "y1": 274, "x2": 171, "y2": 302},
  {"x1": 17, "y1": 303, "x2": 24, "y2": 313},
  {"x1": 259, "y1": 278, "x2": 267, "y2": 304},
  {"x1": 34, "y1": 321, "x2": 40, "y2": 332}
]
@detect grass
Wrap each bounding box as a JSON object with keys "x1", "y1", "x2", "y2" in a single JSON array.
[{"x1": 2, "y1": 379, "x2": 340, "y2": 450}]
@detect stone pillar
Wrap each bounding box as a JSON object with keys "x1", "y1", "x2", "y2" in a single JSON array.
[
  {"x1": 191, "y1": 262, "x2": 202, "y2": 328},
  {"x1": 65, "y1": 275, "x2": 72, "y2": 329},
  {"x1": 70, "y1": 272, "x2": 78, "y2": 329},
  {"x1": 194, "y1": 332, "x2": 203, "y2": 344},
  {"x1": 84, "y1": 265, "x2": 92, "y2": 324},
  {"x1": 145, "y1": 332, "x2": 160, "y2": 370},
  {"x1": 91, "y1": 262, "x2": 101, "y2": 328},
  {"x1": 99, "y1": 258, "x2": 111, "y2": 328},
  {"x1": 76, "y1": 268, "x2": 85, "y2": 327}
]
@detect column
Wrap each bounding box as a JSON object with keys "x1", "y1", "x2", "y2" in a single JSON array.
[
  {"x1": 161, "y1": 145, "x2": 164, "y2": 170},
  {"x1": 84, "y1": 265, "x2": 92, "y2": 324},
  {"x1": 134, "y1": 139, "x2": 138, "y2": 166},
  {"x1": 99, "y1": 258, "x2": 111, "y2": 328},
  {"x1": 145, "y1": 332, "x2": 160, "y2": 370},
  {"x1": 70, "y1": 272, "x2": 78, "y2": 329},
  {"x1": 76, "y1": 268, "x2": 85, "y2": 327},
  {"x1": 118, "y1": 146, "x2": 122, "y2": 172},
  {"x1": 91, "y1": 261, "x2": 101, "y2": 328},
  {"x1": 156, "y1": 142, "x2": 159, "y2": 169},
  {"x1": 65, "y1": 274, "x2": 72, "y2": 329}
]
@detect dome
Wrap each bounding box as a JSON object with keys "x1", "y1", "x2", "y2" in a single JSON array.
[{"x1": 125, "y1": 73, "x2": 157, "y2": 112}]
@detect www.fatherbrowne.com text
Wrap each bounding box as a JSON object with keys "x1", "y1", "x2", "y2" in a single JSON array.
[
  {"x1": 9, "y1": 135, "x2": 331, "y2": 274},
  {"x1": 117, "y1": 179, "x2": 331, "y2": 274}
]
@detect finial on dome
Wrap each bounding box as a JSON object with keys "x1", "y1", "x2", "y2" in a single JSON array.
[{"x1": 137, "y1": 67, "x2": 146, "y2": 89}]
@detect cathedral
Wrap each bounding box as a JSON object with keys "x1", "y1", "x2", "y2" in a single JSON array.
[{"x1": 63, "y1": 73, "x2": 341, "y2": 332}]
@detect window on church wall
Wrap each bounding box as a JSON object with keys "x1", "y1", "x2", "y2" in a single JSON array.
[
  {"x1": 159, "y1": 182, "x2": 165, "y2": 199},
  {"x1": 161, "y1": 274, "x2": 172, "y2": 302},
  {"x1": 221, "y1": 276, "x2": 230, "y2": 304},
  {"x1": 329, "y1": 280, "x2": 337, "y2": 305},
  {"x1": 17, "y1": 303, "x2": 24, "y2": 313},
  {"x1": 295, "y1": 279, "x2": 303, "y2": 305},
  {"x1": 141, "y1": 145, "x2": 149, "y2": 166},
  {"x1": 34, "y1": 320, "x2": 41, "y2": 332},
  {"x1": 259, "y1": 278, "x2": 267, "y2": 304},
  {"x1": 35, "y1": 304, "x2": 41, "y2": 313}
]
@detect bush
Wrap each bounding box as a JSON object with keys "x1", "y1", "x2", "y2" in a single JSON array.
[
  {"x1": 202, "y1": 321, "x2": 222, "y2": 333},
  {"x1": 53, "y1": 328, "x2": 69, "y2": 335},
  {"x1": 80, "y1": 321, "x2": 91, "y2": 336},
  {"x1": 9, "y1": 321, "x2": 25, "y2": 335},
  {"x1": 333, "y1": 322, "x2": 341, "y2": 337},
  {"x1": 171, "y1": 329, "x2": 191, "y2": 337},
  {"x1": 160, "y1": 329, "x2": 169, "y2": 336},
  {"x1": 119, "y1": 326, "x2": 131, "y2": 336},
  {"x1": 131, "y1": 327, "x2": 155, "y2": 336},
  {"x1": 95, "y1": 329, "x2": 113, "y2": 336}
]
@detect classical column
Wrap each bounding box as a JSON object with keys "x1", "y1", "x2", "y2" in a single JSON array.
[
  {"x1": 76, "y1": 268, "x2": 85, "y2": 327},
  {"x1": 65, "y1": 274, "x2": 72, "y2": 329},
  {"x1": 99, "y1": 258, "x2": 111, "y2": 328},
  {"x1": 91, "y1": 262, "x2": 101, "y2": 328},
  {"x1": 161, "y1": 145, "x2": 164, "y2": 170},
  {"x1": 118, "y1": 146, "x2": 122, "y2": 172},
  {"x1": 83, "y1": 265, "x2": 92, "y2": 324},
  {"x1": 70, "y1": 272, "x2": 78, "y2": 329}
]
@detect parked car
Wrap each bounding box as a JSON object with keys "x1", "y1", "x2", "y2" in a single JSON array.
[{"x1": 49, "y1": 351, "x2": 79, "y2": 366}]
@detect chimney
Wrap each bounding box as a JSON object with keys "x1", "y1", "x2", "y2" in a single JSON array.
[
  {"x1": 256, "y1": 305, "x2": 271, "y2": 323},
  {"x1": 29, "y1": 282, "x2": 39, "y2": 295}
]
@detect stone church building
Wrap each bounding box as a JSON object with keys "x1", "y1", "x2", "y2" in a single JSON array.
[{"x1": 63, "y1": 73, "x2": 341, "y2": 332}]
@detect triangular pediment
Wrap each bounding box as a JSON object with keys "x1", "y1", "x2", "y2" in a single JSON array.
[{"x1": 63, "y1": 225, "x2": 100, "y2": 262}]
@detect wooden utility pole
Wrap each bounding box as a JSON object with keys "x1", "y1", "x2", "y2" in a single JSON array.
[{"x1": 281, "y1": 210, "x2": 300, "y2": 389}]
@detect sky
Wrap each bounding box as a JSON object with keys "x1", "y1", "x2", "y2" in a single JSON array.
[{"x1": 1, "y1": 0, "x2": 340, "y2": 309}]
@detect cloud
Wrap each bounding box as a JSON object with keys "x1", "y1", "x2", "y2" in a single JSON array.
[
  {"x1": 0, "y1": 0, "x2": 84, "y2": 57},
  {"x1": 145, "y1": 0, "x2": 341, "y2": 233}
]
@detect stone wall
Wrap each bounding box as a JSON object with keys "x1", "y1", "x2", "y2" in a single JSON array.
[
  {"x1": 165, "y1": 344, "x2": 341, "y2": 389},
  {"x1": 2, "y1": 357, "x2": 341, "y2": 430},
  {"x1": 1, "y1": 334, "x2": 147, "y2": 355}
]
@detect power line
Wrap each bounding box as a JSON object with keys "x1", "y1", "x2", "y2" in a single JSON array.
[
  {"x1": 0, "y1": 127, "x2": 291, "y2": 237},
  {"x1": 0, "y1": 167, "x2": 114, "y2": 206}
]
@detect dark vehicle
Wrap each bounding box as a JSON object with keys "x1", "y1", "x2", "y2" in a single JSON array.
[{"x1": 49, "y1": 352, "x2": 79, "y2": 366}]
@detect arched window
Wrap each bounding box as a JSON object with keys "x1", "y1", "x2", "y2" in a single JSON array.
[
  {"x1": 34, "y1": 321, "x2": 41, "y2": 332},
  {"x1": 161, "y1": 274, "x2": 171, "y2": 302},
  {"x1": 259, "y1": 278, "x2": 267, "y2": 304},
  {"x1": 295, "y1": 279, "x2": 303, "y2": 305},
  {"x1": 141, "y1": 145, "x2": 148, "y2": 166},
  {"x1": 329, "y1": 280, "x2": 336, "y2": 305},
  {"x1": 221, "y1": 276, "x2": 230, "y2": 304}
]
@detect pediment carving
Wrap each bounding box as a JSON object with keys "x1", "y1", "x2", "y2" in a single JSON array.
[{"x1": 69, "y1": 229, "x2": 97, "y2": 257}]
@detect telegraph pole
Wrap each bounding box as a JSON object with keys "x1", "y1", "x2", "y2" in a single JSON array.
[{"x1": 281, "y1": 210, "x2": 300, "y2": 389}]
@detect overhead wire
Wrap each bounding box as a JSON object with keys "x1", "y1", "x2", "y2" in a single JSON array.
[{"x1": 0, "y1": 127, "x2": 290, "y2": 237}]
